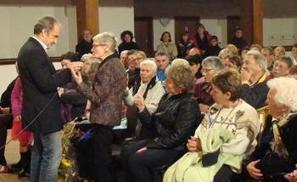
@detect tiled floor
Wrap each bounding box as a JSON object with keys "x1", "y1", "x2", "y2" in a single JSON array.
[{"x1": 0, "y1": 132, "x2": 29, "y2": 182}]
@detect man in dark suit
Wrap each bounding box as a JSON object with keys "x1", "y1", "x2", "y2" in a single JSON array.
[{"x1": 17, "y1": 16, "x2": 73, "y2": 182}]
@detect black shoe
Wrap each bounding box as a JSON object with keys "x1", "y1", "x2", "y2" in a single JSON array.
[{"x1": 10, "y1": 162, "x2": 22, "y2": 173}]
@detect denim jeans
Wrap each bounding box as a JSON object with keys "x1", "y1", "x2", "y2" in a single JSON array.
[{"x1": 30, "y1": 131, "x2": 62, "y2": 182}]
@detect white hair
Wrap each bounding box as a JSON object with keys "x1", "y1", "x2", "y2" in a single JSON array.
[
  {"x1": 246, "y1": 50, "x2": 267, "y2": 71},
  {"x1": 140, "y1": 59, "x2": 157, "y2": 75},
  {"x1": 267, "y1": 77, "x2": 297, "y2": 111},
  {"x1": 93, "y1": 32, "x2": 117, "y2": 52}
]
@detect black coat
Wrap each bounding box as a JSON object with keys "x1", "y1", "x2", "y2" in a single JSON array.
[
  {"x1": 138, "y1": 93, "x2": 201, "y2": 150},
  {"x1": 241, "y1": 81, "x2": 269, "y2": 109},
  {"x1": 17, "y1": 37, "x2": 71, "y2": 134}
]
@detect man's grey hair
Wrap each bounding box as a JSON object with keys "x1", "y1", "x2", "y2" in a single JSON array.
[
  {"x1": 34, "y1": 16, "x2": 58, "y2": 34},
  {"x1": 267, "y1": 77, "x2": 297, "y2": 111},
  {"x1": 140, "y1": 59, "x2": 157, "y2": 75},
  {"x1": 202, "y1": 56, "x2": 224, "y2": 70},
  {"x1": 246, "y1": 50, "x2": 267, "y2": 71},
  {"x1": 93, "y1": 32, "x2": 117, "y2": 52}
]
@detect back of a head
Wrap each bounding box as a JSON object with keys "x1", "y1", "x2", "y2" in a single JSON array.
[
  {"x1": 202, "y1": 56, "x2": 224, "y2": 71},
  {"x1": 34, "y1": 16, "x2": 58, "y2": 35}
]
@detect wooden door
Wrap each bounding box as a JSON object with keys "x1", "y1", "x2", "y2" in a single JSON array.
[
  {"x1": 174, "y1": 16, "x2": 200, "y2": 44},
  {"x1": 134, "y1": 17, "x2": 154, "y2": 57},
  {"x1": 227, "y1": 16, "x2": 240, "y2": 44}
]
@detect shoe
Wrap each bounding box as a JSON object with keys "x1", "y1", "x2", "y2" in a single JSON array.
[
  {"x1": 0, "y1": 164, "x2": 9, "y2": 173},
  {"x1": 10, "y1": 162, "x2": 22, "y2": 172}
]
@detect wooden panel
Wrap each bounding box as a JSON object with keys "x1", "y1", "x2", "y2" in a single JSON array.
[
  {"x1": 75, "y1": 0, "x2": 99, "y2": 41},
  {"x1": 134, "y1": 17, "x2": 154, "y2": 57},
  {"x1": 240, "y1": 0, "x2": 263, "y2": 45},
  {"x1": 174, "y1": 16, "x2": 200, "y2": 44}
]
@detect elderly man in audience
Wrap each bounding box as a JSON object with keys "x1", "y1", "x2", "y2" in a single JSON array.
[
  {"x1": 164, "y1": 70, "x2": 260, "y2": 182},
  {"x1": 246, "y1": 77, "x2": 297, "y2": 182},
  {"x1": 126, "y1": 59, "x2": 165, "y2": 138},
  {"x1": 120, "y1": 63, "x2": 201, "y2": 182},
  {"x1": 127, "y1": 50, "x2": 147, "y2": 88},
  {"x1": 240, "y1": 50, "x2": 270, "y2": 109},
  {"x1": 270, "y1": 56, "x2": 294, "y2": 78},
  {"x1": 154, "y1": 52, "x2": 170, "y2": 82},
  {"x1": 194, "y1": 56, "x2": 224, "y2": 113}
]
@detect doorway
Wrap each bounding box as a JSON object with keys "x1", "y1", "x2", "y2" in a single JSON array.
[{"x1": 134, "y1": 17, "x2": 154, "y2": 57}]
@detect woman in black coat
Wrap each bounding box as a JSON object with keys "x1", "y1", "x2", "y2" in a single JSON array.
[{"x1": 120, "y1": 62, "x2": 201, "y2": 182}]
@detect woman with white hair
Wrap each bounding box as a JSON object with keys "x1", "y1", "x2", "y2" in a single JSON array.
[
  {"x1": 126, "y1": 59, "x2": 165, "y2": 138},
  {"x1": 71, "y1": 32, "x2": 127, "y2": 181},
  {"x1": 246, "y1": 77, "x2": 297, "y2": 182}
]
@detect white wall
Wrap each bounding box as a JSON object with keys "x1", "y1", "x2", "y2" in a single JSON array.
[
  {"x1": 153, "y1": 18, "x2": 175, "y2": 51},
  {"x1": 0, "y1": 63, "x2": 62, "y2": 95},
  {"x1": 263, "y1": 17, "x2": 297, "y2": 47},
  {"x1": 0, "y1": 5, "x2": 77, "y2": 58},
  {"x1": 200, "y1": 19, "x2": 227, "y2": 47},
  {"x1": 99, "y1": 6, "x2": 134, "y2": 46}
]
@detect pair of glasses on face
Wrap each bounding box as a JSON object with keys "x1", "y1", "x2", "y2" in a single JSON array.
[{"x1": 202, "y1": 68, "x2": 213, "y2": 73}]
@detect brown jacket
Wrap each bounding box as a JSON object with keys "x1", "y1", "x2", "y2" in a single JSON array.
[{"x1": 78, "y1": 53, "x2": 127, "y2": 126}]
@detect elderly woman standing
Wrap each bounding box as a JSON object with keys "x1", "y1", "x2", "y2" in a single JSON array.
[
  {"x1": 246, "y1": 77, "x2": 297, "y2": 182},
  {"x1": 71, "y1": 32, "x2": 127, "y2": 182},
  {"x1": 127, "y1": 59, "x2": 165, "y2": 138},
  {"x1": 164, "y1": 70, "x2": 260, "y2": 182},
  {"x1": 120, "y1": 63, "x2": 201, "y2": 182},
  {"x1": 194, "y1": 56, "x2": 224, "y2": 113}
]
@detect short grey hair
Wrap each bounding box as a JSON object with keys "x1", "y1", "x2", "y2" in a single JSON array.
[
  {"x1": 34, "y1": 16, "x2": 58, "y2": 34},
  {"x1": 218, "y1": 48, "x2": 233, "y2": 59},
  {"x1": 267, "y1": 77, "x2": 297, "y2": 111},
  {"x1": 246, "y1": 50, "x2": 267, "y2": 71},
  {"x1": 140, "y1": 59, "x2": 157, "y2": 75},
  {"x1": 202, "y1": 56, "x2": 224, "y2": 70},
  {"x1": 93, "y1": 32, "x2": 117, "y2": 52}
]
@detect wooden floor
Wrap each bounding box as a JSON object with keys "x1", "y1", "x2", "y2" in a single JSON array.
[{"x1": 0, "y1": 131, "x2": 29, "y2": 182}]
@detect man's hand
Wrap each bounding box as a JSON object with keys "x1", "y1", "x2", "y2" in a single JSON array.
[
  {"x1": 0, "y1": 107, "x2": 10, "y2": 114},
  {"x1": 284, "y1": 170, "x2": 297, "y2": 182},
  {"x1": 240, "y1": 68, "x2": 252, "y2": 85},
  {"x1": 246, "y1": 160, "x2": 263, "y2": 179}
]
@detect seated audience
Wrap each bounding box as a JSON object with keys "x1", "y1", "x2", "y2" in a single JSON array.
[
  {"x1": 0, "y1": 79, "x2": 15, "y2": 173},
  {"x1": 118, "y1": 30, "x2": 139, "y2": 54},
  {"x1": 157, "y1": 31, "x2": 178, "y2": 61},
  {"x1": 164, "y1": 70, "x2": 260, "y2": 182},
  {"x1": 185, "y1": 54, "x2": 203, "y2": 80},
  {"x1": 177, "y1": 32, "x2": 194, "y2": 58},
  {"x1": 274, "y1": 46, "x2": 286, "y2": 61},
  {"x1": 154, "y1": 52, "x2": 170, "y2": 82},
  {"x1": 205, "y1": 35, "x2": 222, "y2": 57},
  {"x1": 240, "y1": 50, "x2": 270, "y2": 109},
  {"x1": 193, "y1": 24, "x2": 211, "y2": 56},
  {"x1": 126, "y1": 59, "x2": 165, "y2": 138},
  {"x1": 120, "y1": 63, "x2": 201, "y2": 182},
  {"x1": 218, "y1": 47, "x2": 233, "y2": 61},
  {"x1": 261, "y1": 47, "x2": 275, "y2": 71},
  {"x1": 194, "y1": 56, "x2": 224, "y2": 113},
  {"x1": 76, "y1": 29, "x2": 93, "y2": 59},
  {"x1": 246, "y1": 77, "x2": 297, "y2": 182},
  {"x1": 291, "y1": 43, "x2": 297, "y2": 64},
  {"x1": 271, "y1": 56, "x2": 294, "y2": 78},
  {"x1": 120, "y1": 50, "x2": 129, "y2": 69},
  {"x1": 230, "y1": 27, "x2": 248, "y2": 53},
  {"x1": 127, "y1": 50, "x2": 146, "y2": 88},
  {"x1": 223, "y1": 55, "x2": 243, "y2": 71}
]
